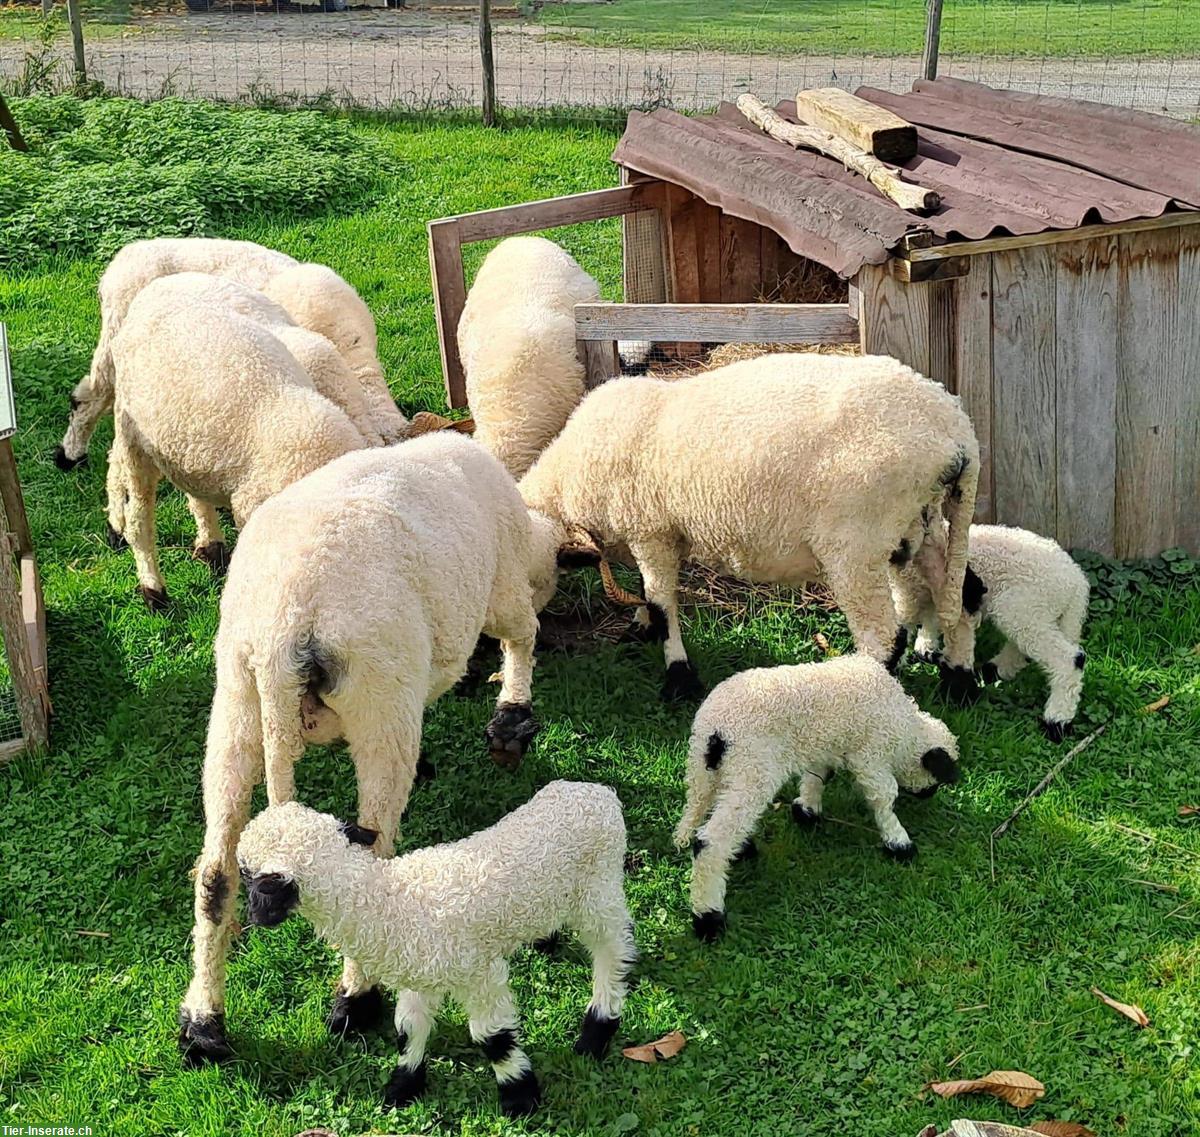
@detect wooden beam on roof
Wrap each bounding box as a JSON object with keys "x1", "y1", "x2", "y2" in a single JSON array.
[
  {"x1": 794, "y1": 87, "x2": 917, "y2": 164},
  {"x1": 574, "y1": 302, "x2": 859, "y2": 344}
]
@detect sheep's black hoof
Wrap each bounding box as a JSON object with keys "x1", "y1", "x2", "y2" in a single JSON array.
[
  {"x1": 1041, "y1": 719, "x2": 1070, "y2": 743},
  {"x1": 54, "y1": 445, "x2": 87, "y2": 472},
  {"x1": 415, "y1": 754, "x2": 436, "y2": 783},
  {"x1": 140, "y1": 585, "x2": 169, "y2": 613},
  {"x1": 485, "y1": 702, "x2": 540, "y2": 770},
  {"x1": 882, "y1": 840, "x2": 917, "y2": 862},
  {"x1": 194, "y1": 542, "x2": 230, "y2": 576},
  {"x1": 327, "y1": 985, "x2": 385, "y2": 1038},
  {"x1": 939, "y1": 663, "x2": 980, "y2": 705},
  {"x1": 977, "y1": 661, "x2": 1001, "y2": 684},
  {"x1": 106, "y1": 522, "x2": 128, "y2": 551},
  {"x1": 733, "y1": 837, "x2": 758, "y2": 862},
  {"x1": 574, "y1": 1007, "x2": 621, "y2": 1059},
  {"x1": 498, "y1": 1069, "x2": 542, "y2": 1117},
  {"x1": 692, "y1": 909, "x2": 726, "y2": 943},
  {"x1": 791, "y1": 803, "x2": 821, "y2": 827},
  {"x1": 531, "y1": 931, "x2": 561, "y2": 956},
  {"x1": 178, "y1": 1008, "x2": 233, "y2": 1066},
  {"x1": 662, "y1": 660, "x2": 703, "y2": 702},
  {"x1": 383, "y1": 1061, "x2": 428, "y2": 1109},
  {"x1": 619, "y1": 603, "x2": 667, "y2": 646}
]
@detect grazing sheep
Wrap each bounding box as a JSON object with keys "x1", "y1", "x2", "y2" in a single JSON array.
[
  {"x1": 179, "y1": 432, "x2": 568, "y2": 1066},
  {"x1": 236, "y1": 785, "x2": 636, "y2": 1115},
  {"x1": 891, "y1": 523, "x2": 1090, "y2": 741},
  {"x1": 106, "y1": 272, "x2": 369, "y2": 607},
  {"x1": 519, "y1": 352, "x2": 979, "y2": 699},
  {"x1": 673, "y1": 654, "x2": 961, "y2": 941},
  {"x1": 55, "y1": 238, "x2": 297, "y2": 470},
  {"x1": 458, "y1": 235, "x2": 600, "y2": 479}
]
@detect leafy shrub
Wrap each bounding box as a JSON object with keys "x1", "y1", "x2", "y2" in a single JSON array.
[
  {"x1": 0, "y1": 96, "x2": 387, "y2": 269},
  {"x1": 1074, "y1": 546, "x2": 1198, "y2": 614}
]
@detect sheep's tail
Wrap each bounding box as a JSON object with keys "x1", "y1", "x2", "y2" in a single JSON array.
[
  {"x1": 673, "y1": 727, "x2": 727, "y2": 848},
  {"x1": 934, "y1": 446, "x2": 979, "y2": 632}
]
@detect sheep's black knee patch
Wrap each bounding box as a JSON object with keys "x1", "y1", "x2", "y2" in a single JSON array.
[
  {"x1": 486, "y1": 702, "x2": 540, "y2": 770},
  {"x1": 663, "y1": 660, "x2": 703, "y2": 702},
  {"x1": 328, "y1": 985, "x2": 386, "y2": 1037},
  {"x1": 498, "y1": 1068, "x2": 542, "y2": 1117},
  {"x1": 962, "y1": 565, "x2": 987, "y2": 615},
  {"x1": 383, "y1": 1060, "x2": 428, "y2": 1109},
  {"x1": 54, "y1": 445, "x2": 87, "y2": 472},
  {"x1": 883, "y1": 839, "x2": 917, "y2": 862},
  {"x1": 574, "y1": 1007, "x2": 621, "y2": 1059},
  {"x1": 1042, "y1": 719, "x2": 1070, "y2": 744},
  {"x1": 921, "y1": 746, "x2": 960, "y2": 785},
  {"x1": 178, "y1": 1008, "x2": 232, "y2": 1066},
  {"x1": 200, "y1": 868, "x2": 229, "y2": 924},
  {"x1": 704, "y1": 731, "x2": 726, "y2": 770},
  {"x1": 692, "y1": 909, "x2": 726, "y2": 943},
  {"x1": 939, "y1": 663, "x2": 980, "y2": 705},
  {"x1": 733, "y1": 837, "x2": 758, "y2": 862},
  {"x1": 1074, "y1": 650, "x2": 1086, "y2": 670},
  {"x1": 481, "y1": 1028, "x2": 519, "y2": 1064},
  {"x1": 884, "y1": 626, "x2": 909, "y2": 674},
  {"x1": 791, "y1": 802, "x2": 820, "y2": 827},
  {"x1": 690, "y1": 835, "x2": 706, "y2": 858},
  {"x1": 889, "y1": 538, "x2": 912, "y2": 567}
]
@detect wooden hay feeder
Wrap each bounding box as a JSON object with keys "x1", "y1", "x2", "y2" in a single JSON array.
[
  {"x1": 0, "y1": 325, "x2": 49, "y2": 763},
  {"x1": 428, "y1": 78, "x2": 1200, "y2": 559}
]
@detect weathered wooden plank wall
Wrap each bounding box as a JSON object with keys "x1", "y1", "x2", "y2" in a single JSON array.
[
  {"x1": 1174, "y1": 226, "x2": 1200, "y2": 554},
  {"x1": 950, "y1": 257, "x2": 994, "y2": 523}
]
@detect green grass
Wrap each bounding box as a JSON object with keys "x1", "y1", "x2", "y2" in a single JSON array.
[
  {"x1": 2, "y1": 96, "x2": 1200, "y2": 1137},
  {"x1": 537, "y1": 0, "x2": 1200, "y2": 59}
]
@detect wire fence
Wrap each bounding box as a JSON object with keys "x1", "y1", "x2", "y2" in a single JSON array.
[{"x1": 1, "y1": 0, "x2": 1198, "y2": 120}]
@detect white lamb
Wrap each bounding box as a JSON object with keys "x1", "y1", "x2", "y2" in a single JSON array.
[
  {"x1": 236, "y1": 786, "x2": 636, "y2": 1116},
  {"x1": 891, "y1": 523, "x2": 1090, "y2": 741},
  {"x1": 519, "y1": 352, "x2": 979, "y2": 699},
  {"x1": 106, "y1": 272, "x2": 370, "y2": 607},
  {"x1": 56, "y1": 238, "x2": 409, "y2": 468},
  {"x1": 674, "y1": 654, "x2": 961, "y2": 941},
  {"x1": 179, "y1": 432, "x2": 572, "y2": 1067},
  {"x1": 458, "y1": 235, "x2": 600, "y2": 479}
]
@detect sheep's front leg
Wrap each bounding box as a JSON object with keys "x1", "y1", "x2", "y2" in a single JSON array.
[
  {"x1": 461, "y1": 964, "x2": 541, "y2": 1118},
  {"x1": 791, "y1": 760, "x2": 832, "y2": 826},
  {"x1": 980, "y1": 640, "x2": 1027, "y2": 684},
  {"x1": 187, "y1": 497, "x2": 230, "y2": 575},
  {"x1": 571, "y1": 888, "x2": 637, "y2": 1058},
  {"x1": 178, "y1": 687, "x2": 262, "y2": 1064},
  {"x1": 383, "y1": 989, "x2": 437, "y2": 1109},
  {"x1": 854, "y1": 764, "x2": 915, "y2": 861},
  {"x1": 483, "y1": 597, "x2": 540, "y2": 770},
  {"x1": 629, "y1": 537, "x2": 700, "y2": 701}
]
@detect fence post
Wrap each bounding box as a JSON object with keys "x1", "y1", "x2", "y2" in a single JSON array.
[
  {"x1": 65, "y1": 0, "x2": 86, "y2": 85},
  {"x1": 40, "y1": 0, "x2": 52, "y2": 16},
  {"x1": 479, "y1": 0, "x2": 496, "y2": 127},
  {"x1": 921, "y1": 0, "x2": 944, "y2": 81}
]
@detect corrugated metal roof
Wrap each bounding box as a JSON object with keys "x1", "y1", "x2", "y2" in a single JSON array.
[{"x1": 610, "y1": 78, "x2": 1200, "y2": 278}]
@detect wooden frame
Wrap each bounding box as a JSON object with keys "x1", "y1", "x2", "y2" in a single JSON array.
[{"x1": 575, "y1": 302, "x2": 858, "y2": 343}]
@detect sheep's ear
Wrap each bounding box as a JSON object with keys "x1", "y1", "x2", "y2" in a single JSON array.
[
  {"x1": 961, "y1": 566, "x2": 987, "y2": 615},
  {"x1": 921, "y1": 746, "x2": 960, "y2": 785},
  {"x1": 339, "y1": 820, "x2": 379, "y2": 847}
]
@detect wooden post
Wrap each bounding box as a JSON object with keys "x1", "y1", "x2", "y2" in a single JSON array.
[
  {"x1": 65, "y1": 0, "x2": 86, "y2": 84},
  {"x1": 479, "y1": 0, "x2": 496, "y2": 127},
  {"x1": 922, "y1": 0, "x2": 944, "y2": 81},
  {"x1": 0, "y1": 94, "x2": 28, "y2": 153},
  {"x1": 41, "y1": 0, "x2": 52, "y2": 15},
  {"x1": 427, "y1": 219, "x2": 469, "y2": 409},
  {"x1": 0, "y1": 533, "x2": 48, "y2": 756}
]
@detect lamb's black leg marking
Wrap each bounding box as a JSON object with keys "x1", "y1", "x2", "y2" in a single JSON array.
[
  {"x1": 620, "y1": 601, "x2": 668, "y2": 645},
  {"x1": 791, "y1": 802, "x2": 821, "y2": 826},
  {"x1": 884, "y1": 626, "x2": 909, "y2": 674},
  {"x1": 199, "y1": 867, "x2": 229, "y2": 925},
  {"x1": 573, "y1": 1006, "x2": 621, "y2": 1059},
  {"x1": 327, "y1": 985, "x2": 386, "y2": 1037},
  {"x1": 1042, "y1": 719, "x2": 1070, "y2": 744},
  {"x1": 383, "y1": 1059, "x2": 429, "y2": 1109},
  {"x1": 54, "y1": 445, "x2": 88, "y2": 472},
  {"x1": 663, "y1": 660, "x2": 703, "y2": 702},
  {"x1": 485, "y1": 702, "x2": 540, "y2": 770},
  {"x1": 882, "y1": 839, "x2": 917, "y2": 861},
  {"x1": 732, "y1": 837, "x2": 758, "y2": 862},
  {"x1": 938, "y1": 662, "x2": 980, "y2": 705},
  {"x1": 498, "y1": 1068, "x2": 542, "y2": 1117},
  {"x1": 692, "y1": 909, "x2": 726, "y2": 943},
  {"x1": 977, "y1": 660, "x2": 1000, "y2": 684},
  {"x1": 178, "y1": 1008, "x2": 233, "y2": 1066},
  {"x1": 531, "y1": 931, "x2": 562, "y2": 956}
]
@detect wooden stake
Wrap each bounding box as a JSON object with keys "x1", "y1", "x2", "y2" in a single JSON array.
[
  {"x1": 922, "y1": 0, "x2": 944, "y2": 81},
  {"x1": 479, "y1": 0, "x2": 496, "y2": 127},
  {"x1": 65, "y1": 0, "x2": 86, "y2": 84},
  {"x1": 736, "y1": 94, "x2": 939, "y2": 214}
]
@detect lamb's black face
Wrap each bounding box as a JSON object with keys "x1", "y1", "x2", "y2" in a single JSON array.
[{"x1": 241, "y1": 868, "x2": 300, "y2": 927}]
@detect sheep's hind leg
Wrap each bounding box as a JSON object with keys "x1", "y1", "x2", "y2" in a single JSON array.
[
  {"x1": 383, "y1": 989, "x2": 437, "y2": 1109},
  {"x1": 188, "y1": 497, "x2": 229, "y2": 575},
  {"x1": 483, "y1": 593, "x2": 540, "y2": 770},
  {"x1": 1007, "y1": 622, "x2": 1085, "y2": 742},
  {"x1": 629, "y1": 537, "x2": 700, "y2": 701},
  {"x1": 571, "y1": 888, "x2": 636, "y2": 1058},
  {"x1": 462, "y1": 966, "x2": 541, "y2": 1117},
  {"x1": 791, "y1": 760, "x2": 831, "y2": 826},
  {"x1": 823, "y1": 556, "x2": 908, "y2": 676}
]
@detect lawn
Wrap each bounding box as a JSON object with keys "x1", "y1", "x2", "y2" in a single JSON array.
[
  {"x1": 1, "y1": 96, "x2": 1200, "y2": 1137},
  {"x1": 537, "y1": 0, "x2": 1200, "y2": 59}
]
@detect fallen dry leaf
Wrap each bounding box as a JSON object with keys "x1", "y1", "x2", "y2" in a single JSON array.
[
  {"x1": 1028, "y1": 1122, "x2": 1098, "y2": 1137},
  {"x1": 1141, "y1": 695, "x2": 1170, "y2": 714},
  {"x1": 928, "y1": 1069, "x2": 1045, "y2": 1109},
  {"x1": 1091, "y1": 985, "x2": 1150, "y2": 1028},
  {"x1": 622, "y1": 1030, "x2": 686, "y2": 1064},
  {"x1": 1179, "y1": 804, "x2": 1200, "y2": 817}
]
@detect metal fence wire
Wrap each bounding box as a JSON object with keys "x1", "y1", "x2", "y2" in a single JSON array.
[{"x1": 0, "y1": 1, "x2": 1197, "y2": 120}]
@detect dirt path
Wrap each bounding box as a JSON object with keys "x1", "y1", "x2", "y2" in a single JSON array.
[{"x1": 2, "y1": 9, "x2": 1197, "y2": 117}]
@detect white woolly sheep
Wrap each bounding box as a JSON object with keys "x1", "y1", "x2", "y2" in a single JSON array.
[
  {"x1": 179, "y1": 432, "x2": 572, "y2": 1067},
  {"x1": 519, "y1": 352, "x2": 980, "y2": 699},
  {"x1": 236, "y1": 785, "x2": 636, "y2": 1115},
  {"x1": 673, "y1": 653, "x2": 961, "y2": 941},
  {"x1": 106, "y1": 272, "x2": 370, "y2": 608},
  {"x1": 891, "y1": 523, "x2": 1090, "y2": 741},
  {"x1": 458, "y1": 235, "x2": 600, "y2": 479},
  {"x1": 56, "y1": 238, "x2": 410, "y2": 468}
]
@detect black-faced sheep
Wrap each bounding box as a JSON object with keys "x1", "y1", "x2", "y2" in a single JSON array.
[
  {"x1": 236, "y1": 785, "x2": 635, "y2": 1115},
  {"x1": 891, "y1": 523, "x2": 1090, "y2": 740},
  {"x1": 674, "y1": 653, "x2": 960, "y2": 940},
  {"x1": 179, "y1": 432, "x2": 570, "y2": 1067},
  {"x1": 518, "y1": 352, "x2": 979, "y2": 699}
]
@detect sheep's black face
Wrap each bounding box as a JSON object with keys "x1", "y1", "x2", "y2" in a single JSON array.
[{"x1": 243, "y1": 869, "x2": 300, "y2": 927}]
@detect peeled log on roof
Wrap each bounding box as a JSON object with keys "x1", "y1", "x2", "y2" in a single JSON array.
[{"x1": 793, "y1": 86, "x2": 918, "y2": 163}]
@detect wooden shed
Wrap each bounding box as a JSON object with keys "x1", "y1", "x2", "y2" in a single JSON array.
[{"x1": 428, "y1": 77, "x2": 1200, "y2": 559}]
